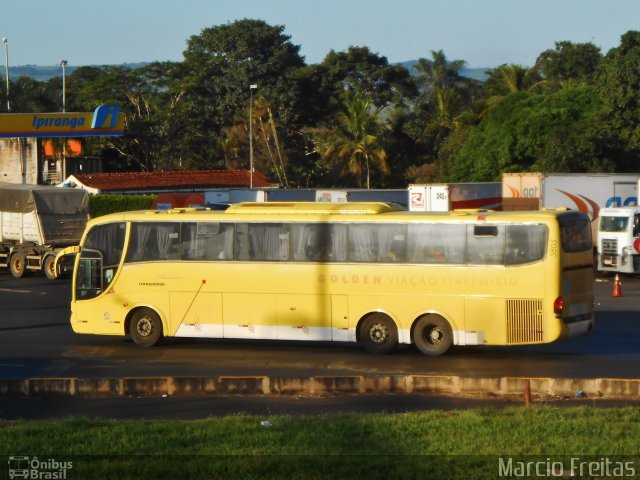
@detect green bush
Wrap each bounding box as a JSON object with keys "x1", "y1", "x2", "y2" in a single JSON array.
[{"x1": 89, "y1": 194, "x2": 157, "y2": 218}]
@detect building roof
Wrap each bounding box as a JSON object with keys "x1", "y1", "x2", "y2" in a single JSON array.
[{"x1": 60, "y1": 169, "x2": 278, "y2": 194}]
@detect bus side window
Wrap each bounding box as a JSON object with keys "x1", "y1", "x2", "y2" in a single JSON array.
[
  {"x1": 246, "y1": 223, "x2": 289, "y2": 261},
  {"x1": 505, "y1": 224, "x2": 547, "y2": 265},
  {"x1": 181, "y1": 222, "x2": 234, "y2": 261},
  {"x1": 235, "y1": 224, "x2": 250, "y2": 260},
  {"x1": 407, "y1": 224, "x2": 465, "y2": 264},
  {"x1": 467, "y1": 224, "x2": 504, "y2": 265},
  {"x1": 634, "y1": 214, "x2": 640, "y2": 237}
]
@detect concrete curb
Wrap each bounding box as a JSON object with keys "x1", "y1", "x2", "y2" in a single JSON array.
[{"x1": 0, "y1": 375, "x2": 639, "y2": 399}]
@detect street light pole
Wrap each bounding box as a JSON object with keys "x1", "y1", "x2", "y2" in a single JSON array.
[
  {"x1": 60, "y1": 60, "x2": 67, "y2": 112},
  {"x1": 3, "y1": 37, "x2": 9, "y2": 112},
  {"x1": 60, "y1": 59, "x2": 68, "y2": 183},
  {"x1": 249, "y1": 84, "x2": 257, "y2": 189}
]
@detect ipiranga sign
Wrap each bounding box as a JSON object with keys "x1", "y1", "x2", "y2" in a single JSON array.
[{"x1": 0, "y1": 104, "x2": 124, "y2": 137}]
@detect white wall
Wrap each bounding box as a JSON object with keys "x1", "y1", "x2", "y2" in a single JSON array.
[{"x1": 0, "y1": 138, "x2": 38, "y2": 184}]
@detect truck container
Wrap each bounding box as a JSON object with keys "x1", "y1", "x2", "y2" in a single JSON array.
[
  {"x1": 502, "y1": 172, "x2": 640, "y2": 239},
  {"x1": 0, "y1": 183, "x2": 89, "y2": 279},
  {"x1": 408, "y1": 183, "x2": 502, "y2": 212},
  {"x1": 596, "y1": 206, "x2": 640, "y2": 274}
]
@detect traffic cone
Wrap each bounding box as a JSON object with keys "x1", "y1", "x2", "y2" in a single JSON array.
[{"x1": 612, "y1": 274, "x2": 622, "y2": 297}]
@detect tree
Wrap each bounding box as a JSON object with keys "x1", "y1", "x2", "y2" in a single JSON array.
[
  {"x1": 597, "y1": 31, "x2": 640, "y2": 165},
  {"x1": 313, "y1": 89, "x2": 388, "y2": 188},
  {"x1": 68, "y1": 63, "x2": 187, "y2": 172},
  {"x1": 319, "y1": 46, "x2": 416, "y2": 111},
  {"x1": 484, "y1": 64, "x2": 545, "y2": 96},
  {"x1": 9, "y1": 76, "x2": 58, "y2": 113},
  {"x1": 481, "y1": 64, "x2": 546, "y2": 116},
  {"x1": 447, "y1": 86, "x2": 606, "y2": 181},
  {"x1": 536, "y1": 41, "x2": 602, "y2": 84},
  {"x1": 405, "y1": 50, "x2": 480, "y2": 180},
  {"x1": 180, "y1": 19, "x2": 305, "y2": 166},
  {"x1": 222, "y1": 95, "x2": 290, "y2": 186}
]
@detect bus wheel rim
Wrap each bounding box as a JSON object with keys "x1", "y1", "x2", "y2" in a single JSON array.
[
  {"x1": 428, "y1": 326, "x2": 443, "y2": 345},
  {"x1": 137, "y1": 318, "x2": 152, "y2": 337},
  {"x1": 369, "y1": 322, "x2": 389, "y2": 344}
]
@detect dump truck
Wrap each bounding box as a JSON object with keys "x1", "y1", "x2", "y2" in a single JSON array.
[{"x1": 0, "y1": 183, "x2": 89, "y2": 279}]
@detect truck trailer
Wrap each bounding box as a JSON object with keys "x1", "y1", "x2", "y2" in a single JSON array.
[
  {"x1": 502, "y1": 172, "x2": 640, "y2": 239},
  {"x1": 0, "y1": 183, "x2": 89, "y2": 279},
  {"x1": 502, "y1": 172, "x2": 639, "y2": 214},
  {"x1": 408, "y1": 183, "x2": 502, "y2": 212}
]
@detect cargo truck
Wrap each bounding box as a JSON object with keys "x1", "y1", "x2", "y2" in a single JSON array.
[
  {"x1": 502, "y1": 172, "x2": 639, "y2": 214},
  {"x1": 596, "y1": 206, "x2": 640, "y2": 274},
  {"x1": 502, "y1": 172, "x2": 640, "y2": 238},
  {"x1": 0, "y1": 183, "x2": 89, "y2": 279}
]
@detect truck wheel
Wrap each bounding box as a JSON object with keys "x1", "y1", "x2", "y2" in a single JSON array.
[
  {"x1": 43, "y1": 255, "x2": 57, "y2": 280},
  {"x1": 413, "y1": 314, "x2": 453, "y2": 356},
  {"x1": 129, "y1": 308, "x2": 163, "y2": 347},
  {"x1": 9, "y1": 253, "x2": 26, "y2": 278}
]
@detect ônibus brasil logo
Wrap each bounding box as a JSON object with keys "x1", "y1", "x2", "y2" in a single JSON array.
[{"x1": 7, "y1": 456, "x2": 73, "y2": 479}]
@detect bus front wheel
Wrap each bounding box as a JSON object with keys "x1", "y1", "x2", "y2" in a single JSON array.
[
  {"x1": 413, "y1": 314, "x2": 453, "y2": 356},
  {"x1": 130, "y1": 308, "x2": 163, "y2": 347},
  {"x1": 359, "y1": 313, "x2": 398, "y2": 354}
]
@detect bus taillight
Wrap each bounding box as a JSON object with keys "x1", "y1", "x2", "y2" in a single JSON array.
[{"x1": 553, "y1": 297, "x2": 564, "y2": 316}]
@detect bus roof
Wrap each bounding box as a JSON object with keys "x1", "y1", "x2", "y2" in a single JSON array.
[
  {"x1": 87, "y1": 202, "x2": 589, "y2": 228},
  {"x1": 225, "y1": 202, "x2": 405, "y2": 215}
]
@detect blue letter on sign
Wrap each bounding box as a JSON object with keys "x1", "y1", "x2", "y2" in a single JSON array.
[{"x1": 92, "y1": 104, "x2": 120, "y2": 129}]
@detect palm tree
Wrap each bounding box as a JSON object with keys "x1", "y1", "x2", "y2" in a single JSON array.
[
  {"x1": 314, "y1": 89, "x2": 388, "y2": 189},
  {"x1": 481, "y1": 64, "x2": 546, "y2": 116},
  {"x1": 413, "y1": 50, "x2": 469, "y2": 119}
]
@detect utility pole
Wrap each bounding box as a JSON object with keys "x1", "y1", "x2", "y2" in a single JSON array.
[
  {"x1": 249, "y1": 84, "x2": 257, "y2": 189},
  {"x1": 3, "y1": 37, "x2": 9, "y2": 112},
  {"x1": 60, "y1": 60, "x2": 67, "y2": 112}
]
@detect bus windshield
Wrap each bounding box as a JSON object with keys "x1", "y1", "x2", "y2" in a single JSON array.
[
  {"x1": 76, "y1": 222, "x2": 126, "y2": 299},
  {"x1": 600, "y1": 216, "x2": 629, "y2": 233},
  {"x1": 559, "y1": 214, "x2": 592, "y2": 253}
]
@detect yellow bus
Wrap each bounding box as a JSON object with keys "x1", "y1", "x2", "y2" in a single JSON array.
[{"x1": 64, "y1": 202, "x2": 594, "y2": 355}]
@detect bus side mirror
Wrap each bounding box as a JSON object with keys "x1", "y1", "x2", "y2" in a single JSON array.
[
  {"x1": 54, "y1": 245, "x2": 81, "y2": 278},
  {"x1": 633, "y1": 216, "x2": 640, "y2": 237}
]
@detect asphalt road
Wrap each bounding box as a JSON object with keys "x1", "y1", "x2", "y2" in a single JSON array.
[{"x1": 0, "y1": 270, "x2": 639, "y2": 380}]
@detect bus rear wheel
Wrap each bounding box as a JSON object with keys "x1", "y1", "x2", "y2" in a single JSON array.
[
  {"x1": 413, "y1": 314, "x2": 453, "y2": 356},
  {"x1": 130, "y1": 308, "x2": 163, "y2": 347},
  {"x1": 359, "y1": 313, "x2": 398, "y2": 354}
]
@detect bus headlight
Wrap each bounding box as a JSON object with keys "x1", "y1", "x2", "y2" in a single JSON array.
[{"x1": 622, "y1": 246, "x2": 628, "y2": 256}]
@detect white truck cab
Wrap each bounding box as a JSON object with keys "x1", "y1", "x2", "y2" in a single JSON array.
[{"x1": 597, "y1": 207, "x2": 640, "y2": 273}]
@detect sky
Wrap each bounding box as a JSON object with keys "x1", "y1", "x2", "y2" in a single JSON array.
[{"x1": 2, "y1": 0, "x2": 639, "y2": 69}]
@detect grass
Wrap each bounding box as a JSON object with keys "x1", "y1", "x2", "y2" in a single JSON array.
[{"x1": 1, "y1": 406, "x2": 639, "y2": 479}]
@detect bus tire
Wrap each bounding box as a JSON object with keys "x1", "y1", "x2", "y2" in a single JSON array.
[
  {"x1": 43, "y1": 255, "x2": 57, "y2": 280},
  {"x1": 413, "y1": 314, "x2": 453, "y2": 356},
  {"x1": 9, "y1": 252, "x2": 26, "y2": 278},
  {"x1": 130, "y1": 308, "x2": 163, "y2": 347},
  {"x1": 359, "y1": 313, "x2": 398, "y2": 355}
]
